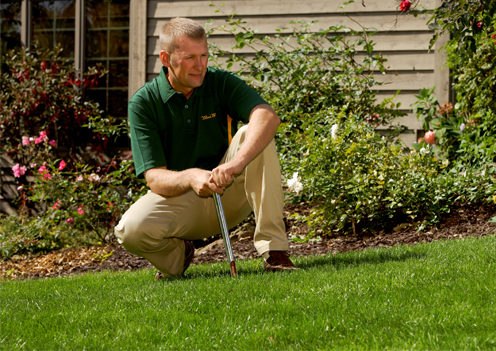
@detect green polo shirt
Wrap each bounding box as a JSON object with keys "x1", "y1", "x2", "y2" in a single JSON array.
[{"x1": 128, "y1": 66, "x2": 268, "y2": 178}]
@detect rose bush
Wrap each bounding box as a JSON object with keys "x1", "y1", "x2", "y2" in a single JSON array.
[{"x1": 0, "y1": 45, "x2": 146, "y2": 259}]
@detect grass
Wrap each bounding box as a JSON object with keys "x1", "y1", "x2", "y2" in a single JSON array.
[{"x1": 1, "y1": 235, "x2": 496, "y2": 350}]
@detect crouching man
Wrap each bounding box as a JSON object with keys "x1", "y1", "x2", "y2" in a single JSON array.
[{"x1": 115, "y1": 17, "x2": 298, "y2": 279}]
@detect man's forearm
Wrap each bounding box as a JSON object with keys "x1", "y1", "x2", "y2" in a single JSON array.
[
  {"x1": 145, "y1": 167, "x2": 195, "y2": 197},
  {"x1": 234, "y1": 104, "x2": 280, "y2": 170}
]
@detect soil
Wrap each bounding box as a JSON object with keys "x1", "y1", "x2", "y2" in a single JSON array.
[{"x1": 2, "y1": 202, "x2": 496, "y2": 280}]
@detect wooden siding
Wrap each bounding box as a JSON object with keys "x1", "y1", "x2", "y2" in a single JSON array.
[{"x1": 139, "y1": 0, "x2": 449, "y2": 146}]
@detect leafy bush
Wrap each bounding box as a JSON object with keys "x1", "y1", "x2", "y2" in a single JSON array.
[
  {"x1": 0, "y1": 44, "x2": 124, "y2": 163},
  {"x1": 0, "y1": 45, "x2": 147, "y2": 260},
  {"x1": 207, "y1": 13, "x2": 407, "y2": 175},
  {"x1": 1, "y1": 157, "x2": 147, "y2": 259},
  {"x1": 207, "y1": 7, "x2": 496, "y2": 236},
  {"x1": 410, "y1": 1, "x2": 496, "y2": 167}
]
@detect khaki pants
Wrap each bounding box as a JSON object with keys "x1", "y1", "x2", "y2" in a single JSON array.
[{"x1": 114, "y1": 125, "x2": 289, "y2": 277}]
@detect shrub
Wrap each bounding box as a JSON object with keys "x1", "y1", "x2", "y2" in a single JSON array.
[
  {"x1": 206, "y1": 12, "x2": 408, "y2": 176},
  {"x1": 0, "y1": 45, "x2": 147, "y2": 260},
  {"x1": 0, "y1": 44, "x2": 124, "y2": 164}
]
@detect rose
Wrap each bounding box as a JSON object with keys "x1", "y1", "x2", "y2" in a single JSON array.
[
  {"x1": 59, "y1": 160, "x2": 66, "y2": 170},
  {"x1": 77, "y1": 205, "x2": 84, "y2": 215},
  {"x1": 12, "y1": 164, "x2": 27, "y2": 178},
  {"x1": 49, "y1": 140, "x2": 57, "y2": 147},
  {"x1": 52, "y1": 201, "x2": 62, "y2": 210},
  {"x1": 331, "y1": 124, "x2": 338, "y2": 139},
  {"x1": 424, "y1": 130, "x2": 435, "y2": 145},
  {"x1": 66, "y1": 217, "x2": 74, "y2": 224},
  {"x1": 88, "y1": 173, "x2": 100, "y2": 181},
  {"x1": 287, "y1": 172, "x2": 304, "y2": 195},
  {"x1": 400, "y1": 0, "x2": 411, "y2": 12},
  {"x1": 477, "y1": 22, "x2": 482, "y2": 28},
  {"x1": 22, "y1": 136, "x2": 30, "y2": 146}
]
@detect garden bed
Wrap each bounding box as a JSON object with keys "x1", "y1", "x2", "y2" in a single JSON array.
[{"x1": 2, "y1": 202, "x2": 496, "y2": 280}]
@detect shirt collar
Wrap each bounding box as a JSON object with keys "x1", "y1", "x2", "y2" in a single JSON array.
[{"x1": 158, "y1": 66, "x2": 211, "y2": 104}]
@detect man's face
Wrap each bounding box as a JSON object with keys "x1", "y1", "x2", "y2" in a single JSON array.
[{"x1": 160, "y1": 35, "x2": 208, "y2": 95}]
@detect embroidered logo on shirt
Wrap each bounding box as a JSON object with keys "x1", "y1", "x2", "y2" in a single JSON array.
[{"x1": 201, "y1": 113, "x2": 216, "y2": 121}]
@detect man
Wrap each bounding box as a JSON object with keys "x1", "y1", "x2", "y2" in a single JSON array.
[{"x1": 115, "y1": 17, "x2": 298, "y2": 279}]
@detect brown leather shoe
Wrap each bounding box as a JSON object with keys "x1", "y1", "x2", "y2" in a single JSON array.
[
  {"x1": 264, "y1": 251, "x2": 299, "y2": 272},
  {"x1": 155, "y1": 240, "x2": 195, "y2": 280}
]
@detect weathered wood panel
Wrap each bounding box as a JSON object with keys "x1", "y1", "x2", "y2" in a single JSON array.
[
  {"x1": 148, "y1": 0, "x2": 436, "y2": 18},
  {"x1": 149, "y1": 14, "x2": 433, "y2": 36},
  {"x1": 149, "y1": 33, "x2": 435, "y2": 55}
]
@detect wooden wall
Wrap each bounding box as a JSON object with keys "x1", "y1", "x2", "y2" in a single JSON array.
[{"x1": 130, "y1": 0, "x2": 450, "y2": 147}]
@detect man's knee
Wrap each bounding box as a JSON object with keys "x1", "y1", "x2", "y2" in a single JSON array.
[{"x1": 114, "y1": 215, "x2": 148, "y2": 253}]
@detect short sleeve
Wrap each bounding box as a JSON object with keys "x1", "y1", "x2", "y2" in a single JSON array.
[
  {"x1": 216, "y1": 70, "x2": 268, "y2": 123},
  {"x1": 128, "y1": 91, "x2": 168, "y2": 178}
]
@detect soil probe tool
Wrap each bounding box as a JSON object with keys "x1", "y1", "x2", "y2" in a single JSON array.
[{"x1": 213, "y1": 192, "x2": 237, "y2": 277}]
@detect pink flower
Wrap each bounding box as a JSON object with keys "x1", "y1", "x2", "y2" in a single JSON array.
[
  {"x1": 43, "y1": 172, "x2": 52, "y2": 180},
  {"x1": 12, "y1": 164, "x2": 27, "y2": 178},
  {"x1": 38, "y1": 165, "x2": 47, "y2": 174},
  {"x1": 30, "y1": 163, "x2": 37, "y2": 168},
  {"x1": 424, "y1": 131, "x2": 435, "y2": 145},
  {"x1": 49, "y1": 140, "x2": 57, "y2": 147},
  {"x1": 400, "y1": 0, "x2": 411, "y2": 12},
  {"x1": 76, "y1": 175, "x2": 84, "y2": 182},
  {"x1": 22, "y1": 136, "x2": 30, "y2": 146},
  {"x1": 39, "y1": 131, "x2": 48, "y2": 141},
  {"x1": 35, "y1": 136, "x2": 43, "y2": 144},
  {"x1": 59, "y1": 160, "x2": 66, "y2": 170},
  {"x1": 17, "y1": 185, "x2": 23, "y2": 191},
  {"x1": 66, "y1": 217, "x2": 74, "y2": 224},
  {"x1": 77, "y1": 205, "x2": 84, "y2": 215},
  {"x1": 477, "y1": 22, "x2": 482, "y2": 28},
  {"x1": 52, "y1": 201, "x2": 62, "y2": 210}
]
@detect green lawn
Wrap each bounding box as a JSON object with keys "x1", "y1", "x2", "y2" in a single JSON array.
[{"x1": 1, "y1": 235, "x2": 496, "y2": 350}]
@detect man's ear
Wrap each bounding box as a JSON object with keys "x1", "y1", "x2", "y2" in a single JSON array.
[{"x1": 159, "y1": 50, "x2": 171, "y2": 67}]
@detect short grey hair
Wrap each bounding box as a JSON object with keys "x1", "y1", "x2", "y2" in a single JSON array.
[{"x1": 159, "y1": 17, "x2": 206, "y2": 53}]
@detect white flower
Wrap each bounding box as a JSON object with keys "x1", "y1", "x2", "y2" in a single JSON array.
[
  {"x1": 88, "y1": 173, "x2": 100, "y2": 181},
  {"x1": 460, "y1": 123, "x2": 466, "y2": 132},
  {"x1": 419, "y1": 147, "x2": 428, "y2": 155},
  {"x1": 331, "y1": 124, "x2": 338, "y2": 140},
  {"x1": 287, "y1": 172, "x2": 303, "y2": 195}
]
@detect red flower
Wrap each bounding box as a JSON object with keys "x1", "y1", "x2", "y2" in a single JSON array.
[
  {"x1": 77, "y1": 205, "x2": 85, "y2": 215},
  {"x1": 492, "y1": 34, "x2": 496, "y2": 39},
  {"x1": 400, "y1": 0, "x2": 411, "y2": 12},
  {"x1": 477, "y1": 22, "x2": 483, "y2": 28}
]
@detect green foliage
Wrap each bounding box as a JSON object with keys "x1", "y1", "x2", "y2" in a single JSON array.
[
  {"x1": 1, "y1": 157, "x2": 147, "y2": 259},
  {"x1": 206, "y1": 11, "x2": 407, "y2": 175},
  {"x1": 205, "y1": 8, "x2": 496, "y2": 236},
  {"x1": 291, "y1": 110, "x2": 495, "y2": 234},
  {"x1": 411, "y1": 87, "x2": 465, "y2": 161},
  {"x1": 411, "y1": 1, "x2": 496, "y2": 168},
  {"x1": 0, "y1": 44, "x2": 125, "y2": 162},
  {"x1": 0, "y1": 45, "x2": 147, "y2": 260}
]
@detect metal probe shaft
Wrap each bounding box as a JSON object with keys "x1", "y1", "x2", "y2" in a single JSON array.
[{"x1": 213, "y1": 192, "x2": 237, "y2": 277}]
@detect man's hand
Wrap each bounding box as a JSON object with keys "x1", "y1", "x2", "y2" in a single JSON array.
[
  {"x1": 210, "y1": 160, "x2": 245, "y2": 189},
  {"x1": 190, "y1": 169, "x2": 226, "y2": 197}
]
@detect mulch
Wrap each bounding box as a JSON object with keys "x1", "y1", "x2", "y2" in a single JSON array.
[{"x1": 2, "y1": 202, "x2": 496, "y2": 280}]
